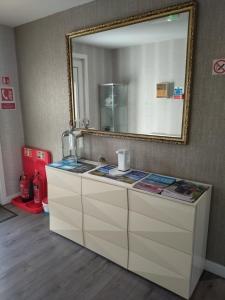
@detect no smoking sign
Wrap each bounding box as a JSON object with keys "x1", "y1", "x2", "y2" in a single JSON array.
[{"x1": 212, "y1": 58, "x2": 225, "y2": 75}]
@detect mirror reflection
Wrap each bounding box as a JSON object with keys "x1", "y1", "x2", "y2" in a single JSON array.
[{"x1": 71, "y1": 12, "x2": 189, "y2": 138}]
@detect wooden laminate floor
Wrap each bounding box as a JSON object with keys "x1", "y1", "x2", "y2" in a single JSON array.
[{"x1": 0, "y1": 205, "x2": 225, "y2": 300}]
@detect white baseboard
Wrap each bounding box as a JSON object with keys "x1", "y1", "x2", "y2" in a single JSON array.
[
  {"x1": 205, "y1": 259, "x2": 225, "y2": 279},
  {"x1": 1, "y1": 192, "x2": 20, "y2": 205}
]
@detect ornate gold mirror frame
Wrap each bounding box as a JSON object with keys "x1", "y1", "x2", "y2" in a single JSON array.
[{"x1": 66, "y1": 1, "x2": 196, "y2": 144}]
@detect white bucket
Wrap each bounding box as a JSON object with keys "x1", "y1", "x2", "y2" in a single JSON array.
[{"x1": 42, "y1": 202, "x2": 49, "y2": 213}]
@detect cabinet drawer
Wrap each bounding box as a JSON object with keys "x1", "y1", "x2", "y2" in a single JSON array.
[
  {"x1": 128, "y1": 233, "x2": 191, "y2": 298},
  {"x1": 48, "y1": 184, "x2": 82, "y2": 211},
  {"x1": 50, "y1": 217, "x2": 83, "y2": 246},
  {"x1": 49, "y1": 201, "x2": 83, "y2": 229},
  {"x1": 46, "y1": 167, "x2": 81, "y2": 194},
  {"x1": 83, "y1": 196, "x2": 127, "y2": 230},
  {"x1": 129, "y1": 190, "x2": 195, "y2": 231},
  {"x1": 128, "y1": 233, "x2": 192, "y2": 278},
  {"x1": 83, "y1": 213, "x2": 128, "y2": 248},
  {"x1": 129, "y1": 211, "x2": 193, "y2": 254},
  {"x1": 82, "y1": 178, "x2": 127, "y2": 209},
  {"x1": 129, "y1": 247, "x2": 190, "y2": 298},
  {"x1": 85, "y1": 231, "x2": 128, "y2": 268},
  {"x1": 49, "y1": 203, "x2": 83, "y2": 246}
]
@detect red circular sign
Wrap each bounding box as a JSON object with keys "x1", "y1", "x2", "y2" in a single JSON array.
[{"x1": 214, "y1": 59, "x2": 225, "y2": 74}]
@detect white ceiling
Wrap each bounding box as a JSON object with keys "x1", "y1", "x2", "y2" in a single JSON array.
[
  {"x1": 75, "y1": 12, "x2": 189, "y2": 49},
  {"x1": 0, "y1": 0, "x2": 94, "y2": 27}
]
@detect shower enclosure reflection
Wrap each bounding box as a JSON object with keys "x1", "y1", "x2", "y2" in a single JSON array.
[{"x1": 99, "y1": 83, "x2": 128, "y2": 132}]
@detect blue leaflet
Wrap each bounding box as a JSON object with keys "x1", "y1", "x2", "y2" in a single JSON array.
[
  {"x1": 125, "y1": 170, "x2": 148, "y2": 181},
  {"x1": 146, "y1": 174, "x2": 176, "y2": 185}
]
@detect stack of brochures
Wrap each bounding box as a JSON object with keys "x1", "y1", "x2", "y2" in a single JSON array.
[
  {"x1": 161, "y1": 180, "x2": 208, "y2": 202},
  {"x1": 133, "y1": 174, "x2": 176, "y2": 194}
]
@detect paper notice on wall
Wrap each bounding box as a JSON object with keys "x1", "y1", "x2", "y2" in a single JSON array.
[
  {"x1": 0, "y1": 87, "x2": 16, "y2": 110},
  {"x1": 1, "y1": 102, "x2": 16, "y2": 109}
]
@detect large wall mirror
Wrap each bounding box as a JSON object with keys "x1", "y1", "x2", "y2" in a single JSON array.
[{"x1": 66, "y1": 1, "x2": 196, "y2": 144}]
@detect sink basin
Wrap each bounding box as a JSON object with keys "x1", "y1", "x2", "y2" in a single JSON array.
[{"x1": 49, "y1": 160, "x2": 96, "y2": 173}]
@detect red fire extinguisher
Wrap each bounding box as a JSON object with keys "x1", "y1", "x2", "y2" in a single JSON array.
[
  {"x1": 19, "y1": 174, "x2": 33, "y2": 202},
  {"x1": 33, "y1": 170, "x2": 43, "y2": 206}
]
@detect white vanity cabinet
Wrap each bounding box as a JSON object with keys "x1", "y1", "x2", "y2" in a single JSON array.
[
  {"x1": 46, "y1": 165, "x2": 211, "y2": 299},
  {"x1": 46, "y1": 167, "x2": 84, "y2": 246}
]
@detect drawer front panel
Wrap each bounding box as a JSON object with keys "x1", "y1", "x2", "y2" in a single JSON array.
[
  {"x1": 82, "y1": 178, "x2": 127, "y2": 209},
  {"x1": 129, "y1": 190, "x2": 195, "y2": 231},
  {"x1": 48, "y1": 184, "x2": 82, "y2": 211},
  {"x1": 49, "y1": 201, "x2": 82, "y2": 229},
  {"x1": 129, "y1": 233, "x2": 192, "y2": 278},
  {"x1": 46, "y1": 167, "x2": 81, "y2": 194},
  {"x1": 83, "y1": 196, "x2": 127, "y2": 230},
  {"x1": 129, "y1": 250, "x2": 189, "y2": 299},
  {"x1": 50, "y1": 216, "x2": 83, "y2": 246},
  {"x1": 85, "y1": 231, "x2": 128, "y2": 268},
  {"x1": 129, "y1": 211, "x2": 193, "y2": 254},
  {"x1": 84, "y1": 213, "x2": 128, "y2": 249},
  {"x1": 49, "y1": 198, "x2": 83, "y2": 246}
]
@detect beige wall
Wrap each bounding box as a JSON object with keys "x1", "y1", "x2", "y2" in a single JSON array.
[
  {"x1": 15, "y1": 0, "x2": 225, "y2": 266},
  {"x1": 0, "y1": 25, "x2": 24, "y2": 201},
  {"x1": 112, "y1": 39, "x2": 186, "y2": 135}
]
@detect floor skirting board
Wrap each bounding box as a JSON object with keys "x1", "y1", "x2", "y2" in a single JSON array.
[{"x1": 205, "y1": 260, "x2": 225, "y2": 279}]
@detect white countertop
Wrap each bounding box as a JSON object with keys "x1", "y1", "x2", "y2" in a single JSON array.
[{"x1": 46, "y1": 159, "x2": 212, "y2": 207}]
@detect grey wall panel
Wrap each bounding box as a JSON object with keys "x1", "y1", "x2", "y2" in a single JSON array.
[
  {"x1": 0, "y1": 25, "x2": 24, "y2": 198},
  {"x1": 15, "y1": 0, "x2": 225, "y2": 266}
]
